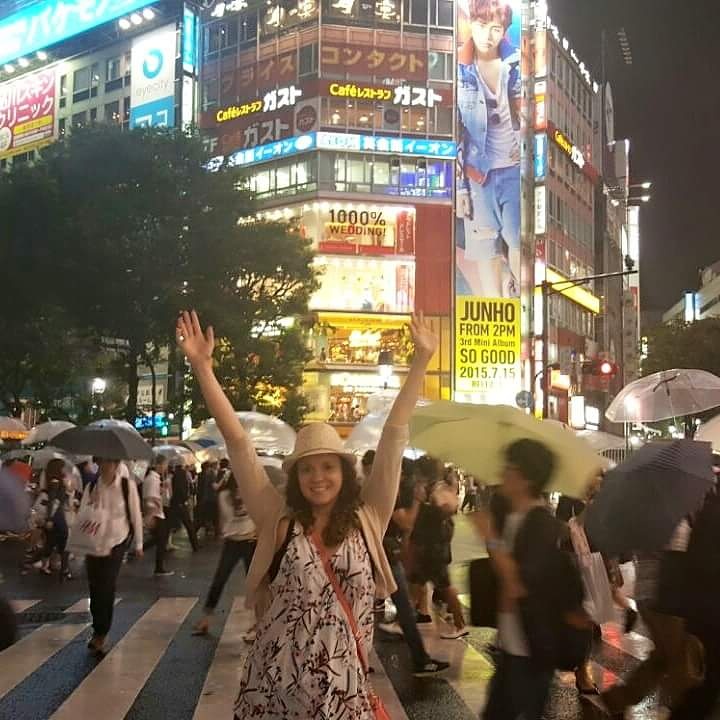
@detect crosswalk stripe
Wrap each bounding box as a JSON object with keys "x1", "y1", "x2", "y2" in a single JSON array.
[
  {"x1": 369, "y1": 648, "x2": 411, "y2": 720},
  {"x1": 9, "y1": 600, "x2": 41, "y2": 613},
  {"x1": 63, "y1": 597, "x2": 121, "y2": 614},
  {"x1": 193, "y1": 597, "x2": 254, "y2": 720},
  {"x1": 0, "y1": 623, "x2": 89, "y2": 700},
  {"x1": 50, "y1": 597, "x2": 197, "y2": 720}
]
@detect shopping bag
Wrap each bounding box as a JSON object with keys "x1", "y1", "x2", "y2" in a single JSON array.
[
  {"x1": 469, "y1": 557, "x2": 499, "y2": 628},
  {"x1": 67, "y1": 497, "x2": 110, "y2": 556},
  {"x1": 568, "y1": 518, "x2": 615, "y2": 625},
  {"x1": 580, "y1": 552, "x2": 615, "y2": 624}
]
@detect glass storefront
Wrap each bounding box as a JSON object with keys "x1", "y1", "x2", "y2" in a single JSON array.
[{"x1": 242, "y1": 151, "x2": 452, "y2": 201}]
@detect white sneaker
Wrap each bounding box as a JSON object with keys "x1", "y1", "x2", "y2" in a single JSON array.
[
  {"x1": 440, "y1": 628, "x2": 469, "y2": 640},
  {"x1": 378, "y1": 622, "x2": 404, "y2": 637}
]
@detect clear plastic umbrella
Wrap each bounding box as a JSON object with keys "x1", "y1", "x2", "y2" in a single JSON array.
[
  {"x1": 89, "y1": 418, "x2": 140, "y2": 434},
  {"x1": 345, "y1": 393, "x2": 428, "y2": 458},
  {"x1": 152, "y1": 444, "x2": 197, "y2": 467},
  {"x1": 606, "y1": 369, "x2": 720, "y2": 424},
  {"x1": 24, "y1": 421, "x2": 76, "y2": 446},
  {"x1": 186, "y1": 411, "x2": 296, "y2": 455}
]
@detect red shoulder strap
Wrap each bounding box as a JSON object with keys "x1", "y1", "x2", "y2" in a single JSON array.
[{"x1": 310, "y1": 531, "x2": 369, "y2": 675}]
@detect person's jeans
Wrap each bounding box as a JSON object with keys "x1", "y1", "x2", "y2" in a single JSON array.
[
  {"x1": 465, "y1": 166, "x2": 521, "y2": 260},
  {"x1": 86, "y1": 542, "x2": 125, "y2": 637},
  {"x1": 170, "y1": 503, "x2": 199, "y2": 551},
  {"x1": 205, "y1": 539, "x2": 256, "y2": 612},
  {"x1": 389, "y1": 556, "x2": 429, "y2": 669},
  {"x1": 482, "y1": 651, "x2": 553, "y2": 720},
  {"x1": 144, "y1": 516, "x2": 170, "y2": 572}
]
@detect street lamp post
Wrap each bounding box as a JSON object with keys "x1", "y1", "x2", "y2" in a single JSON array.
[{"x1": 91, "y1": 377, "x2": 107, "y2": 418}]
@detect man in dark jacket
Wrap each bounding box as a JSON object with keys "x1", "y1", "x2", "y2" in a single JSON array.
[
  {"x1": 170, "y1": 464, "x2": 199, "y2": 552},
  {"x1": 474, "y1": 439, "x2": 588, "y2": 720}
]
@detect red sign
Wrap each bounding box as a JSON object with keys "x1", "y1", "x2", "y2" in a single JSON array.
[
  {"x1": 321, "y1": 44, "x2": 427, "y2": 81},
  {"x1": 0, "y1": 67, "x2": 56, "y2": 159}
]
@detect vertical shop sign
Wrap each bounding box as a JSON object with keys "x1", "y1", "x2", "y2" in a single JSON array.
[
  {"x1": 130, "y1": 24, "x2": 177, "y2": 129},
  {"x1": 454, "y1": 0, "x2": 523, "y2": 404},
  {"x1": 0, "y1": 66, "x2": 55, "y2": 159}
]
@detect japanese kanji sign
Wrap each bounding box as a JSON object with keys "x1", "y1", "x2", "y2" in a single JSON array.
[
  {"x1": 327, "y1": 81, "x2": 446, "y2": 108},
  {"x1": 213, "y1": 85, "x2": 303, "y2": 124},
  {"x1": 321, "y1": 44, "x2": 427, "y2": 81},
  {"x1": 0, "y1": 67, "x2": 56, "y2": 160},
  {"x1": 0, "y1": 0, "x2": 149, "y2": 66}
]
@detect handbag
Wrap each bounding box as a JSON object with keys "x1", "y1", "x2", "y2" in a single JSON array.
[
  {"x1": 67, "y1": 490, "x2": 111, "y2": 556},
  {"x1": 568, "y1": 518, "x2": 615, "y2": 625},
  {"x1": 310, "y1": 532, "x2": 390, "y2": 720}
]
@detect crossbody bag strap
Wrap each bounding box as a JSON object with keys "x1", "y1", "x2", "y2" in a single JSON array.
[{"x1": 310, "y1": 531, "x2": 369, "y2": 676}]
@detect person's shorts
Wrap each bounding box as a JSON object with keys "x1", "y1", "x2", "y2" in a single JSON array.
[{"x1": 408, "y1": 554, "x2": 451, "y2": 591}]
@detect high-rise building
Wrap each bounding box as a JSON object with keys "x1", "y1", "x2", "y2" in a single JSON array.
[{"x1": 197, "y1": 0, "x2": 455, "y2": 432}]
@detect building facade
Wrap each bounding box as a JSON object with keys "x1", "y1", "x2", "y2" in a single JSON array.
[
  {"x1": 664, "y1": 261, "x2": 720, "y2": 324},
  {"x1": 197, "y1": 0, "x2": 456, "y2": 432}
]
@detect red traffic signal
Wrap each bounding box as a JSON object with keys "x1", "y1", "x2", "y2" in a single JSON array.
[{"x1": 582, "y1": 359, "x2": 619, "y2": 377}]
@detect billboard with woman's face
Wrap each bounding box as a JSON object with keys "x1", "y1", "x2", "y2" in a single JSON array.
[{"x1": 454, "y1": 0, "x2": 523, "y2": 405}]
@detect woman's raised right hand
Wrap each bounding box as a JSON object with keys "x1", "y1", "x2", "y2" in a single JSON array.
[{"x1": 176, "y1": 310, "x2": 215, "y2": 368}]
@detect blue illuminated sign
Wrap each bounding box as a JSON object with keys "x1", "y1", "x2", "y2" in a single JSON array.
[
  {"x1": 211, "y1": 131, "x2": 457, "y2": 170},
  {"x1": 182, "y1": 6, "x2": 197, "y2": 73},
  {"x1": 534, "y1": 133, "x2": 547, "y2": 181},
  {"x1": 0, "y1": 0, "x2": 150, "y2": 66}
]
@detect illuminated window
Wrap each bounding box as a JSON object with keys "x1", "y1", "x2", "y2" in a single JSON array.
[
  {"x1": 299, "y1": 43, "x2": 319, "y2": 77},
  {"x1": 105, "y1": 101, "x2": 121, "y2": 124}
]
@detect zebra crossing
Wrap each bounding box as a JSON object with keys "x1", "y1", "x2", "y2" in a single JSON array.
[{"x1": 1, "y1": 594, "x2": 662, "y2": 720}]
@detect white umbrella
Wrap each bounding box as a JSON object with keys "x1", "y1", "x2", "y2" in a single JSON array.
[
  {"x1": 606, "y1": 369, "x2": 720, "y2": 423},
  {"x1": 89, "y1": 418, "x2": 140, "y2": 434},
  {"x1": 24, "y1": 420, "x2": 76, "y2": 445},
  {"x1": 696, "y1": 413, "x2": 720, "y2": 451},
  {"x1": 0, "y1": 416, "x2": 28, "y2": 441},
  {"x1": 574, "y1": 429, "x2": 627, "y2": 453},
  {"x1": 345, "y1": 394, "x2": 428, "y2": 458},
  {"x1": 186, "y1": 411, "x2": 296, "y2": 455}
]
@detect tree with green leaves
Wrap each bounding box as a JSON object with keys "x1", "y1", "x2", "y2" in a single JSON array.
[
  {"x1": 642, "y1": 319, "x2": 720, "y2": 378},
  {"x1": 39, "y1": 124, "x2": 317, "y2": 427},
  {"x1": 0, "y1": 162, "x2": 99, "y2": 418}
]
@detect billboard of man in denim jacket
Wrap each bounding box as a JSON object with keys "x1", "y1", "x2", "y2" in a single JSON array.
[{"x1": 456, "y1": 0, "x2": 521, "y2": 299}]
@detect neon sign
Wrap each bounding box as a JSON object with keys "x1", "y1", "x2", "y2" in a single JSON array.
[
  {"x1": 0, "y1": 0, "x2": 150, "y2": 66},
  {"x1": 553, "y1": 129, "x2": 585, "y2": 170}
]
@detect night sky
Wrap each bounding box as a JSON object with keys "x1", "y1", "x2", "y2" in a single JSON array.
[{"x1": 549, "y1": 0, "x2": 720, "y2": 312}]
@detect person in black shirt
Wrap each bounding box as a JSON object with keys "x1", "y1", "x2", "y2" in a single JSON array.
[
  {"x1": 169, "y1": 464, "x2": 199, "y2": 552},
  {"x1": 376, "y1": 457, "x2": 449, "y2": 677}
]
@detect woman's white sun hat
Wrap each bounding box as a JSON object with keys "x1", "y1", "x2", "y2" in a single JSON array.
[{"x1": 282, "y1": 423, "x2": 357, "y2": 473}]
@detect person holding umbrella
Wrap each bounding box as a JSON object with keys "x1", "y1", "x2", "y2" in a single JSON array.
[
  {"x1": 76, "y1": 459, "x2": 144, "y2": 655},
  {"x1": 55, "y1": 424, "x2": 150, "y2": 657}
]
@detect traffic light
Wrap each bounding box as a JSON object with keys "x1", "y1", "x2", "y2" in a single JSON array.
[{"x1": 582, "y1": 359, "x2": 619, "y2": 377}]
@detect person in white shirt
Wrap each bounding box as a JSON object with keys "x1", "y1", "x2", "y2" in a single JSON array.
[
  {"x1": 80, "y1": 458, "x2": 143, "y2": 656},
  {"x1": 143, "y1": 455, "x2": 173, "y2": 577},
  {"x1": 193, "y1": 470, "x2": 259, "y2": 638}
]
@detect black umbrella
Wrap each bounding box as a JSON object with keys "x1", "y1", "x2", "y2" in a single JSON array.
[
  {"x1": 52, "y1": 426, "x2": 152, "y2": 462},
  {"x1": 585, "y1": 440, "x2": 715, "y2": 555}
]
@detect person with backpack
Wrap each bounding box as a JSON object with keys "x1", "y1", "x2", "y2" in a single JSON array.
[
  {"x1": 193, "y1": 471, "x2": 258, "y2": 639},
  {"x1": 36, "y1": 459, "x2": 72, "y2": 580},
  {"x1": 177, "y1": 309, "x2": 436, "y2": 718},
  {"x1": 78, "y1": 459, "x2": 143, "y2": 656},
  {"x1": 472, "y1": 439, "x2": 590, "y2": 720}
]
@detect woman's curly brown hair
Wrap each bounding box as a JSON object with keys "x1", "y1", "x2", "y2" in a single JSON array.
[{"x1": 285, "y1": 457, "x2": 363, "y2": 547}]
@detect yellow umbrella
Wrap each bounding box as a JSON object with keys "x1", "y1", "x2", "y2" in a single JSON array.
[{"x1": 410, "y1": 401, "x2": 603, "y2": 498}]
